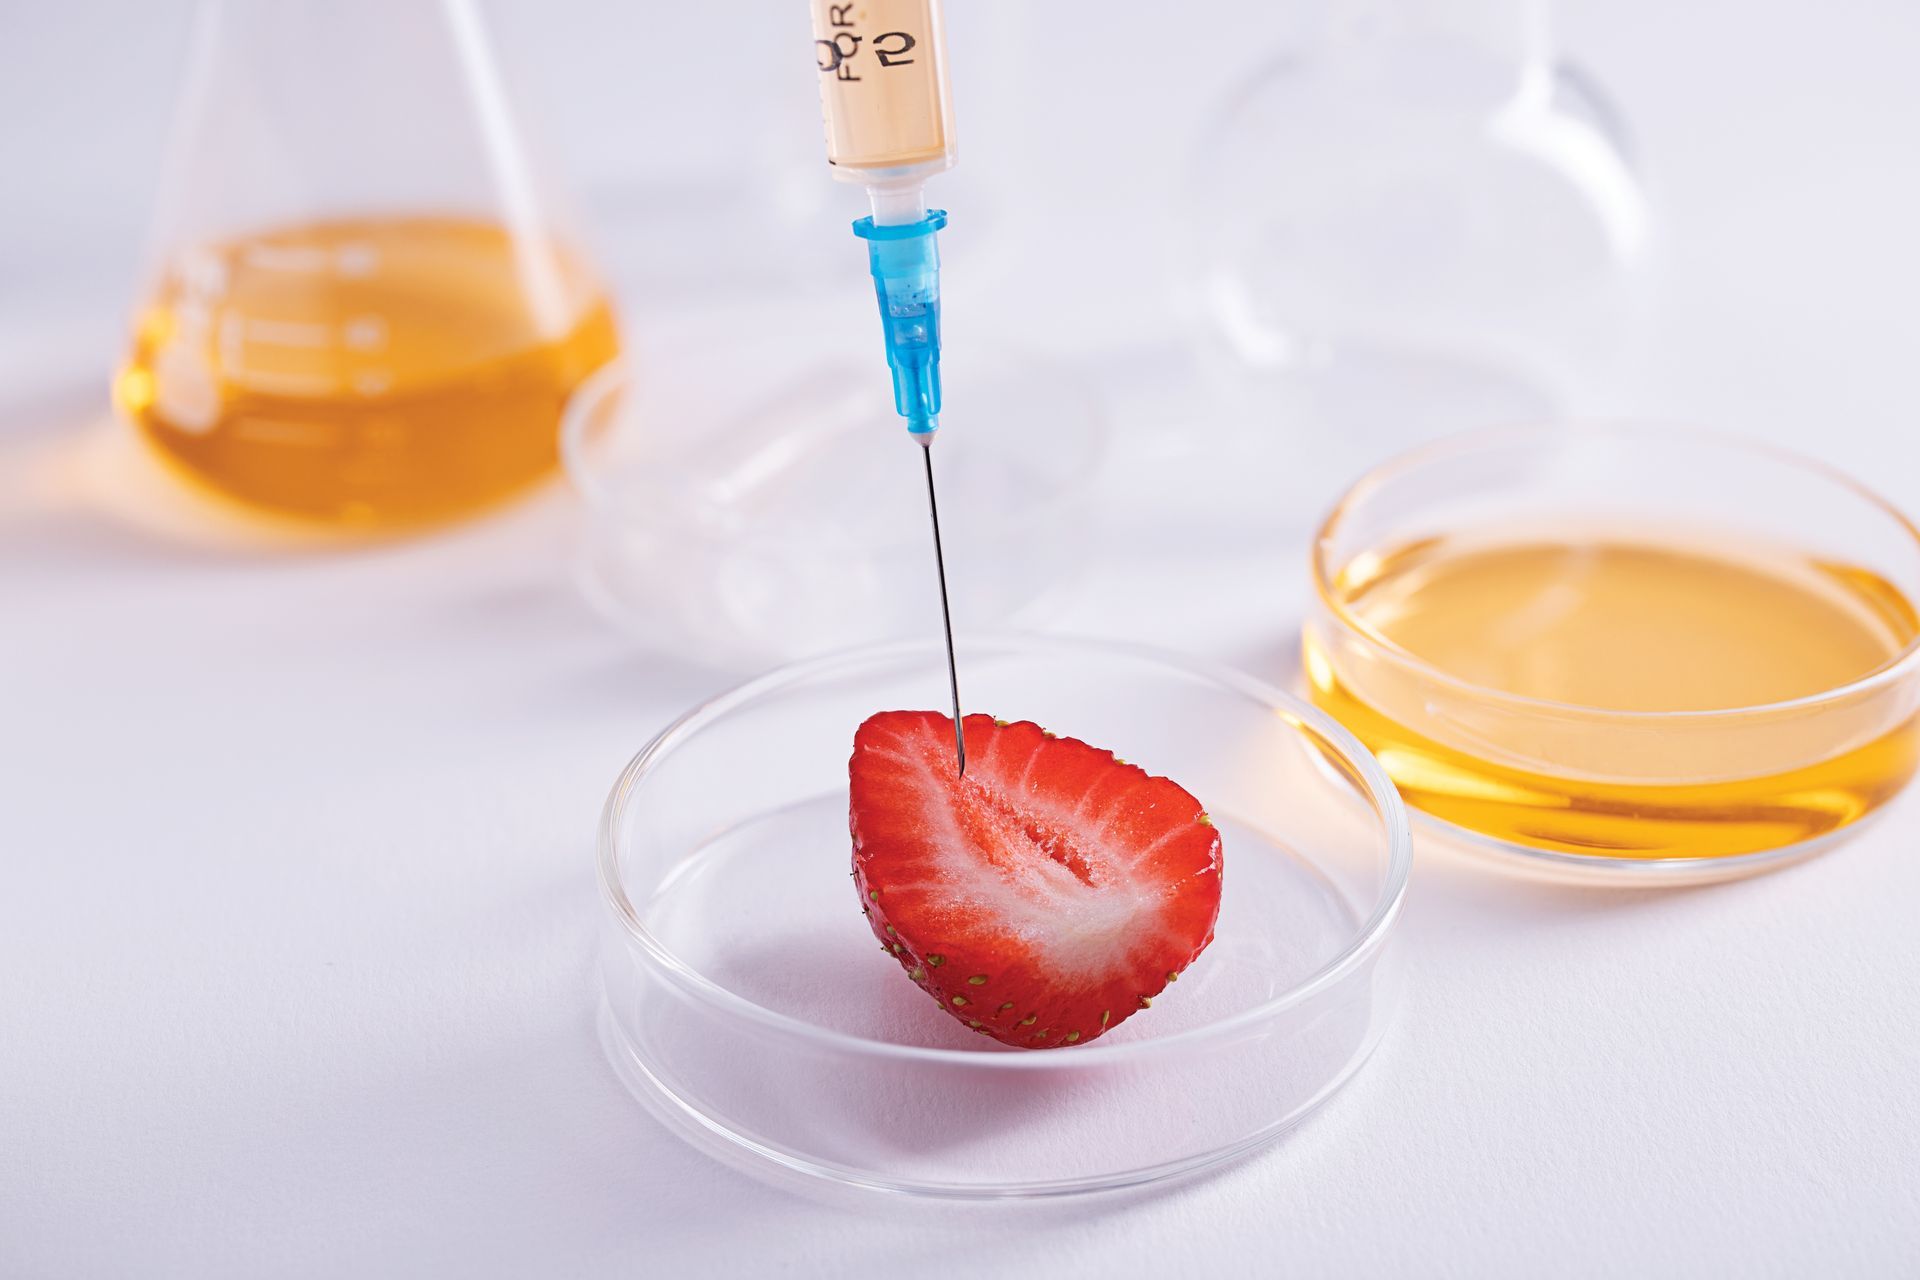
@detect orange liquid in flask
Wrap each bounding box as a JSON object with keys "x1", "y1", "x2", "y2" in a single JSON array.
[
  {"x1": 1307, "y1": 533, "x2": 1920, "y2": 858},
  {"x1": 116, "y1": 216, "x2": 620, "y2": 528}
]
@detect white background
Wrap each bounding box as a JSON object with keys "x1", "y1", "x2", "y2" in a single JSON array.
[{"x1": 4, "y1": 1, "x2": 1920, "y2": 1275}]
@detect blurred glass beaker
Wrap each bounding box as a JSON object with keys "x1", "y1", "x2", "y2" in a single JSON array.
[
  {"x1": 115, "y1": 0, "x2": 620, "y2": 530},
  {"x1": 1192, "y1": 0, "x2": 1654, "y2": 465}
]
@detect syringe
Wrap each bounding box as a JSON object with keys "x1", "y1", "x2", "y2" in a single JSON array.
[{"x1": 809, "y1": 0, "x2": 966, "y2": 773}]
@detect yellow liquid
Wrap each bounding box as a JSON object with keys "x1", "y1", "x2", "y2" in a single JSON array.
[
  {"x1": 116, "y1": 216, "x2": 620, "y2": 529},
  {"x1": 1307, "y1": 534, "x2": 1920, "y2": 858}
]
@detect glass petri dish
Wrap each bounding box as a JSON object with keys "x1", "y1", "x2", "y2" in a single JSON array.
[
  {"x1": 561, "y1": 314, "x2": 1105, "y2": 669},
  {"x1": 1306, "y1": 425, "x2": 1920, "y2": 883},
  {"x1": 597, "y1": 635, "x2": 1410, "y2": 1198}
]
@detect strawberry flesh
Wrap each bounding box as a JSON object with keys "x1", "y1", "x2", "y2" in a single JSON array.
[{"x1": 849, "y1": 711, "x2": 1223, "y2": 1048}]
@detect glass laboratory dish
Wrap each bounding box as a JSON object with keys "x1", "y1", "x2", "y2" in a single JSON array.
[
  {"x1": 562, "y1": 318, "x2": 1105, "y2": 668},
  {"x1": 1306, "y1": 426, "x2": 1920, "y2": 883},
  {"x1": 597, "y1": 635, "x2": 1410, "y2": 1198}
]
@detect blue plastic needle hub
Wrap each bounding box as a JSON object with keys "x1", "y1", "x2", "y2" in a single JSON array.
[{"x1": 852, "y1": 210, "x2": 947, "y2": 436}]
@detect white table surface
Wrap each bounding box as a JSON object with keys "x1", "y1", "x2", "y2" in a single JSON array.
[{"x1": 6, "y1": 2, "x2": 1920, "y2": 1275}]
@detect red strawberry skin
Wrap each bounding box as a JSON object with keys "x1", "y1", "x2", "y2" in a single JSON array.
[{"x1": 849, "y1": 711, "x2": 1223, "y2": 1048}]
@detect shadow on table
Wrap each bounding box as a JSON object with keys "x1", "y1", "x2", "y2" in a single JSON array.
[{"x1": 0, "y1": 398, "x2": 583, "y2": 573}]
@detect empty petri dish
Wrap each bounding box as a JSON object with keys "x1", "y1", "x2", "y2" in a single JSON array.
[
  {"x1": 562, "y1": 321, "x2": 1104, "y2": 669},
  {"x1": 1305, "y1": 425, "x2": 1920, "y2": 882},
  {"x1": 597, "y1": 635, "x2": 1410, "y2": 1197}
]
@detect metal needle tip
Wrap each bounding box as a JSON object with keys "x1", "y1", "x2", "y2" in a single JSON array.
[{"x1": 919, "y1": 439, "x2": 966, "y2": 777}]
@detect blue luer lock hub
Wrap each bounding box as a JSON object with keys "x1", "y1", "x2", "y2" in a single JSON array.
[{"x1": 852, "y1": 209, "x2": 947, "y2": 436}]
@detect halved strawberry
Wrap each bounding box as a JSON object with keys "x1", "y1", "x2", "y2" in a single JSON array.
[{"x1": 849, "y1": 710, "x2": 1223, "y2": 1048}]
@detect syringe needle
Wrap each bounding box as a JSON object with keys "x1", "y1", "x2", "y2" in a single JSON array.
[{"x1": 920, "y1": 439, "x2": 966, "y2": 777}]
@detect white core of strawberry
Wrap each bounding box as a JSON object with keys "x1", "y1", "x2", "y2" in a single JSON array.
[{"x1": 882, "y1": 717, "x2": 1192, "y2": 983}]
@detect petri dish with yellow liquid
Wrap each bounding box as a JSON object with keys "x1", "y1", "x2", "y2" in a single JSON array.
[{"x1": 1305, "y1": 426, "x2": 1920, "y2": 881}]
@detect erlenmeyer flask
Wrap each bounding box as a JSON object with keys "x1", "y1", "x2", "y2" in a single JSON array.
[
  {"x1": 115, "y1": 0, "x2": 620, "y2": 529},
  {"x1": 1193, "y1": 0, "x2": 1654, "y2": 461}
]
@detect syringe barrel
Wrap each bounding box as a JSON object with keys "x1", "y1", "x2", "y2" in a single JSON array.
[{"x1": 810, "y1": 0, "x2": 956, "y2": 186}]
